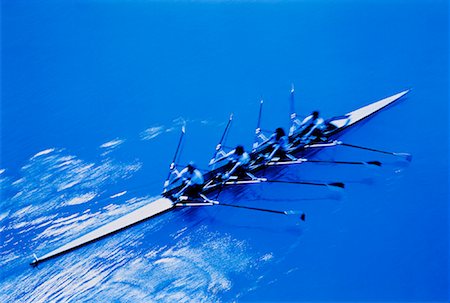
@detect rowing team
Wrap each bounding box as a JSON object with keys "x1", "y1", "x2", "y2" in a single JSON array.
[{"x1": 167, "y1": 110, "x2": 326, "y2": 201}]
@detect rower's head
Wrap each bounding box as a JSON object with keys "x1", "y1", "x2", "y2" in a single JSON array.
[
  {"x1": 275, "y1": 127, "x2": 285, "y2": 139},
  {"x1": 187, "y1": 161, "x2": 196, "y2": 173},
  {"x1": 312, "y1": 111, "x2": 320, "y2": 119},
  {"x1": 235, "y1": 145, "x2": 245, "y2": 155}
]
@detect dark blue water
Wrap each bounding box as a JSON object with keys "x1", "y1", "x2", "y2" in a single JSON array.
[{"x1": 1, "y1": 0, "x2": 448, "y2": 302}]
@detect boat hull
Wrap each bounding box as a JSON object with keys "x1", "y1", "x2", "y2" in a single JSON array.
[{"x1": 31, "y1": 198, "x2": 174, "y2": 265}]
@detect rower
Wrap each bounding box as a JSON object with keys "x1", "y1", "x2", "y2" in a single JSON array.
[
  {"x1": 295, "y1": 111, "x2": 326, "y2": 144},
  {"x1": 265, "y1": 127, "x2": 295, "y2": 162},
  {"x1": 221, "y1": 145, "x2": 251, "y2": 180},
  {"x1": 170, "y1": 162, "x2": 205, "y2": 199}
]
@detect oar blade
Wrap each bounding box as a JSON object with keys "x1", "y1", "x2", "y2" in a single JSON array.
[
  {"x1": 328, "y1": 182, "x2": 345, "y2": 189},
  {"x1": 300, "y1": 213, "x2": 306, "y2": 221},
  {"x1": 367, "y1": 161, "x2": 382, "y2": 167},
  {"x1": 284, "y1": 210, "x2": 302, "y2": 215},
  {"x1": 394, "y1": 153, "x2": 412, "y2": 162},
  {"x1": 284, "y1": 211, "x2": 306, "y2": 221}
]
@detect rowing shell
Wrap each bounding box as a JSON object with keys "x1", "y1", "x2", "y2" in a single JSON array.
[
  {"x1": 31, "y1": 89, "x2": 409, "y2": 265},
  {"x1": 326, "y1": 90, "x2": 409, "y2": 134},
  {"x1": 31, "y1": 198, "x2": 174, "y2": 266}
]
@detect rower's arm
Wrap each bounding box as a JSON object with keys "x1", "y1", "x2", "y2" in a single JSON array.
[
  {"x1": 210, "y1": 150, "x2": 235, "y2": 166},
  {"x1": 266, "y1": 145, "x2": 280, "y2": 162},
  {"x1": 168, "y1": 168, "x2": 187, "y2": 185},
  {"x1": 302, "y1": 125, "x2": 316, "y2": 139},
  {"x1": 290, "y1": 117, "x2": 308, "y2": 136},
  {"x1": 174, "y1": 180, "x2": 192, "y2": 197},
  {"x1": 254, "y1": 132, "x2": 281, "y2": 153},
  {"x1": 253, "y1": 132, "x2": 272, "y2": 151},
  {"x1": 302, "y1": 118, "x2": 323, "y2": 139},
  {"x1": 226, "y1": 161, "x2": 242, "y2": 177}
]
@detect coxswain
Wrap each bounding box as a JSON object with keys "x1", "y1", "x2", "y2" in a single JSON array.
[
  {"x1": 170, "y1": 162, "x2": 204, "y2": 199},
  {"x1": 221, "y1": 145, "x2": 251, "y2": 180}
]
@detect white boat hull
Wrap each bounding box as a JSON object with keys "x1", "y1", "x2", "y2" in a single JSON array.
[{"x1": 32, "y1": 198, "x2": 174, "y2": 265}]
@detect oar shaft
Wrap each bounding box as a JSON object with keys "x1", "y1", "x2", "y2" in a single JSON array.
[
  {"x1": 218, "y1": 203, "x2": 291, "y2": 215},
  {"x1": 172, "y1": 126, "x2": 185, "y2": 164},
  {"x1": 210, "y1": 114, "x2": 234, "y2": 166},
  {"x1": 175, "y1": 202, "x2": 213, "y2": 207},
  {"x1": 306, "y1": 159, "x2": 381, "y2": 166},
  {"x1": 290, "y1": 84, "x2": 296, "y2": 120},
  {"x1": 199, "y1": 194, "x2": 304, "y2": 218},
  {"x1": 266, "y1": 180, "x2": 344, "y2": 188},
  {"x1": 218, "y1": 114, "x2": 233, "y2": 148},
  {"x1": 340, "y1": 142, "x2": 392, "y2": 155},
  {"x1": 256, "y1": 99, "x2": 263, "y2": 132},
  {"x1": 338, "y1": 142, "x2": 412, "y2": 161},
  {"x1": 164, "y1": 127, "x2": 186, "y2": 188}
]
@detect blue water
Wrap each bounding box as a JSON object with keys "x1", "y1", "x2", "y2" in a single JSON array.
[{"x1": 1, "y1": 0, "x2": 448, "y2": 302}]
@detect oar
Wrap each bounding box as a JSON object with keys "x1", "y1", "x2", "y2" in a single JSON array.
[
  {"x1": 289, "y1": 84, "x2": 297, "y2": 124},
  {"x1": 209, "y1": 113, "x2": 233, "y2": 167},
  {"x1": 336, "y1": 141, "x2": 412, "y2": 162},
  {"x1": 163, "y1": 126, "x2": 186, "y2": 190},
  {"x1": 268, "y1": 158, "x2": 381, "y2": 167},
  {"x1": 177, "y1": 196, "x2": 306, "y2": 220},
  {"x1": 265, "y1": 179, "x2": 345, "y2": 189},
  {"x1": 304, "y1": 159, "x2": 382, "y2": 167},
  {"x1": 252, "y1": 99, "x2": 265, "y2": 150},
  {"x1": 214, "y1": 202, "x2": 306, "y2": 221},
  {"x1": 174, "y1": 202, "x2": 214, "y2": 207}
]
